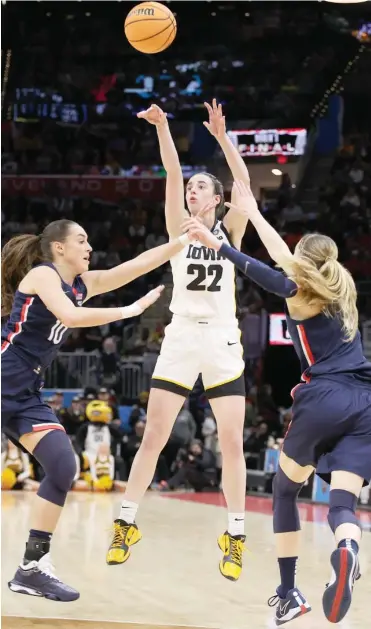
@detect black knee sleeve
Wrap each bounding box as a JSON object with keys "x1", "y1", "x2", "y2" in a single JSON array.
[
  {"x1": 33, "y1": 430, "x2": 77, "y2": 507},
  {"x1": 273, "y1": 468, "x2": 303, "y2": 534},
  {"x1": 327, "y1": 489, "x2": 359, "y2": 533}
]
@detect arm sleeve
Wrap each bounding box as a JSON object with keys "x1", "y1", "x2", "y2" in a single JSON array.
[{"x1": 219, "y1": 243, "x2": 298, "y2": 298}]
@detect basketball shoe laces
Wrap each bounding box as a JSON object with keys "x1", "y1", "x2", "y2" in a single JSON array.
[
  {"x1": 30, "y1": 553, "x2": 62, "y2": 582},
  {"x1": 229, "y1": 536, "x2": 245, "y2": 564},
  {"x1": 111, "y1": 522, "x2": 129, "y2": 548}
]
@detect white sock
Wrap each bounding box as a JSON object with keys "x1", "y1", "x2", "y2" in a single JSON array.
[
  {"x1": 228, "y1": 512, "x2": 245, "y2": 537},
  {"x1": 119, "y1": 500, "x2": 138, "y2": 524}
]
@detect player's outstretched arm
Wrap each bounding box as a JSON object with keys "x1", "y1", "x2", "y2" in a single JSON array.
[
  {"x1": 81, "y1": 233, "x2": 190, "y2": 299},
  {"x1": 182, "y1": 217, "x2": 297, "y2": 299},
  {"x1": 27, "y1": 266, "x2": 165, "y2": 328},
  {"x1": 137, "y1": 104, "x2": 185, "y2": 239},
  {"x1": 224, "y1": 180, "x2": 294, "y2": 272},
  {"x1": 203, "y1": 99, "x2": 249, "y2": 249}
]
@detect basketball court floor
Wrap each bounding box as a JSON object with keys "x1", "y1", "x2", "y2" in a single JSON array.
[{"x1": 2, "y1": 490, "x2": 370, "y2": 629}]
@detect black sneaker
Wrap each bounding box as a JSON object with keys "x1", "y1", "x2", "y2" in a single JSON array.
[
  {"x1": 322, "y1": 547, "x2": 360, "y2": 623},
  {"x1": 268, "y1": 587, "x2": 311, "y2": 625},
  {"x1": 8, "y1": 553, "x2": 79, "y2": 601}
]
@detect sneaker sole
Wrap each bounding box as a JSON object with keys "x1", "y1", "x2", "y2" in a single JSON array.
[
  {"x1": 8, "y1": 581, "x2": 80, "y2": 602},
  {"x1": 107, "y1": 536, "x2": 141, "y2": 566},
  {"x1": 322, "y1": 548, "x2": 355, "y2": 623}
]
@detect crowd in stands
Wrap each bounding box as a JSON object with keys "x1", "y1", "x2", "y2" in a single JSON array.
[
  {"x1": 2, "y1": 1, "x2": 367, "y2": 176},
  {"x1": 4, "y1": 2, "x2": 359, "y2": 120},
  {"x1": 2, "y1": 2, "x2": 371, "y2": 500},
  {"x1": 3, "y1": 128, "x2": 370, "y2": 492},
  {"x1": 257, "y1": 135, "x2": 371, "y2": 291},
  {"x1": 2, "y1": 129, "x2": 371, "y2": 400}
]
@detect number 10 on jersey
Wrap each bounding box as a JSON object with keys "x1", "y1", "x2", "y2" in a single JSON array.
[{"x1": 48, "y1": 319, "x2": 68, "y2": 345}]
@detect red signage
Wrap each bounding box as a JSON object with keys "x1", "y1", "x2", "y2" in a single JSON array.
[{"x1": 1, "y1": 175, "x2": 167, "y2": 202}]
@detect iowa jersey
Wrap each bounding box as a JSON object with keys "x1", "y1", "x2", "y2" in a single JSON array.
[
  {"x1": 170, "y1": 221, "x2": 237, "y2": 320},
  {"x1": 1, "y1": 262, "x2": 87, "y2": 370}
]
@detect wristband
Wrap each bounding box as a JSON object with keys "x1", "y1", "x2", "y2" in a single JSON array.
[
  {"x1": 178, "y1": 233, "x2": 192, "y2": 246},
  {"x1": 120, "y1": 303, "x2": 143, "y2": 319}
]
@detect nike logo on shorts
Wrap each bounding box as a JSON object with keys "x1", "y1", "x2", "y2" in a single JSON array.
[{"x1": 228, "y1": 342, "x2": 237, "y2": 346}]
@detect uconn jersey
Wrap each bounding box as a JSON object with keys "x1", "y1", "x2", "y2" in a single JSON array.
[
  {"x1": 1, "y1": 263, "x2": 87, "y2": 370},
  {"x1": 281, "y1": 305, "x2": 371, "y2": 488},
  {"x1": 170, "y1": 221, "x2": 237, "y2": 321},
  {"x1": 285, "y1": 306, "x2": 371, "y2": 384}
]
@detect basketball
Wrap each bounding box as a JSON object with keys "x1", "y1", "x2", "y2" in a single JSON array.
[{"x1": 124, "y1": 1, "x2": 177, "y2": 54}]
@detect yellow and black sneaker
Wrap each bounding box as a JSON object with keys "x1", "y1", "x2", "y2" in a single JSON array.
[
  {"x1": 106, "y1": 519, "x2": 142, "y2": 565},
  {"x1": 218, "y1": 531, "x2": 246, "y2": 581}
]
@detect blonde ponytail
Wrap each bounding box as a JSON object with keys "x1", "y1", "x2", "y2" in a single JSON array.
[{"x1": 289, "y1": 234, "x2": 358, "y2": 341}]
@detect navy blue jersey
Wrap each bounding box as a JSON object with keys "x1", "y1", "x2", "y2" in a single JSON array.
[
  {"x1": 285, "y1": 305, "x2": 371, "y2": 382},
  {"x1": 1, "y1": 263, "x2": 87, "y2": 370}
]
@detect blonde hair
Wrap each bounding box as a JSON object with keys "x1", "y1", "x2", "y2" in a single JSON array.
[{"x1": 287, "y1": 233, "x2": 358, "y2": 341}]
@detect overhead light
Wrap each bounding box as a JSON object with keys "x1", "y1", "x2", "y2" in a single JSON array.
[
  {"x1": 324, "y1": 0, "x2": 368, "y2": 3},
  {"x1": 272, "y1": 169, "x2": 282, "y2": 176}
]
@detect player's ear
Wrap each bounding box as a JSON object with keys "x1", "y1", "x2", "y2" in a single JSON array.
[
  {"x1": 52, "y1": 241, "x2": 64, "y2": 257},
  {"x1": 214, "y1": 194, "x2": 221, "y2": 207}
]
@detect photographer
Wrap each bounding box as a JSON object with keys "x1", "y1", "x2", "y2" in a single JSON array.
[{"x1": 166, "y1": 439, "x2": 217, "y2": 492}]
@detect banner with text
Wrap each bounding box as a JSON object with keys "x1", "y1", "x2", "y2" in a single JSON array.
[{"x1": 1, "y1": 176, "x2": 167, "y2": 202}]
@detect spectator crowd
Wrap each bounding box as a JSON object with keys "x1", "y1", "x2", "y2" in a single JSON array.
[{"x1": 2, "y1": 1, "x2": 370, "y2": 504}]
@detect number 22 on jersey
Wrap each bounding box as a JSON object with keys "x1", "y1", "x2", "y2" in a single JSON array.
[{"x1": 186, "y1": 264, "x2": 223, "y2": 292}]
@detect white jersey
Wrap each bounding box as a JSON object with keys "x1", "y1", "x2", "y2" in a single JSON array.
[
  {"x1": 170, "y1": 221, "x2": 237, "y2": 320},
  {"x1": 84, "y1": 424, "x2": 111, "y2": 457}
]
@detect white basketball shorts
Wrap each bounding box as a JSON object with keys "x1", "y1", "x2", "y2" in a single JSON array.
[{"x1": 151, "y1": 315, "x2": 245, "y2": 398}]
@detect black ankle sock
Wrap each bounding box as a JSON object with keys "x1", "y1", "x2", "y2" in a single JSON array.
[
  {"x1": 338, "y1": 538, "x2": 359, "y2": 554},
  {"x1": 277, "y1": 557, "x2": 298, "y2": 599},
  {"x1": 23, "y1": 530, "x2": 52, "y2": 564}
]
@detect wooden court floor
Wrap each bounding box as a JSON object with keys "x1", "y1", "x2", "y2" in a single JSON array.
[{"x1": 2, "y1": 491, "x2": 370, "y2": 629}]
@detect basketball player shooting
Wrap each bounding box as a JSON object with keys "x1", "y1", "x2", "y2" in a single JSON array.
[
  {"x1": 107, "y1": 100, "x2": 251, "y2": 582},
  {"x1": 183, "y1": 180, "x2": 371, "y2": 625}
]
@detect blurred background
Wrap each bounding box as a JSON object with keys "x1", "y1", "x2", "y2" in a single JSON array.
[{"x1": 1, "y1": 0, "x2": 371, "y2": 505}]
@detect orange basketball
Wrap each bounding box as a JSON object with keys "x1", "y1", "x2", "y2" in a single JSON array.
[{"x1": 125, "y1": 2, "x2": 177, "y2": 54}]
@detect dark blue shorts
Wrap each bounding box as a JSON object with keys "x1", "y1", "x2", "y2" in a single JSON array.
[
  {"x1": 283, "y1": 375, "x2": 371, "y2": 486},
  {"x1": 1, "y1": 349, "x2": 64, "y2": 450}
]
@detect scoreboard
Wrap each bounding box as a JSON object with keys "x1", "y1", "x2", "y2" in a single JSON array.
[{"x1": 227, "y1": 128, "x2": 307, "y2": 158}]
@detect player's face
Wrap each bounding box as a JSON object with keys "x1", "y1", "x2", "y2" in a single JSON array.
[
  {"x1": 185, "y1": 174, "x2": 220, "y2": 219},
  {"x1": 62, "y1": 223, "x2": 92, "y2": 273}
]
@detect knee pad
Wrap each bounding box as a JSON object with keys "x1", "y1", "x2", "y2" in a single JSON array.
[
  {"x1": 272, "y1": 467, "x2": 303, "y2": 534},
  {"x1": 327, "y1": 489, "x2": 359, "y2": 533},
  {"x1": 33, "y1": 430, "x2": 77, "y2": 507}
]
